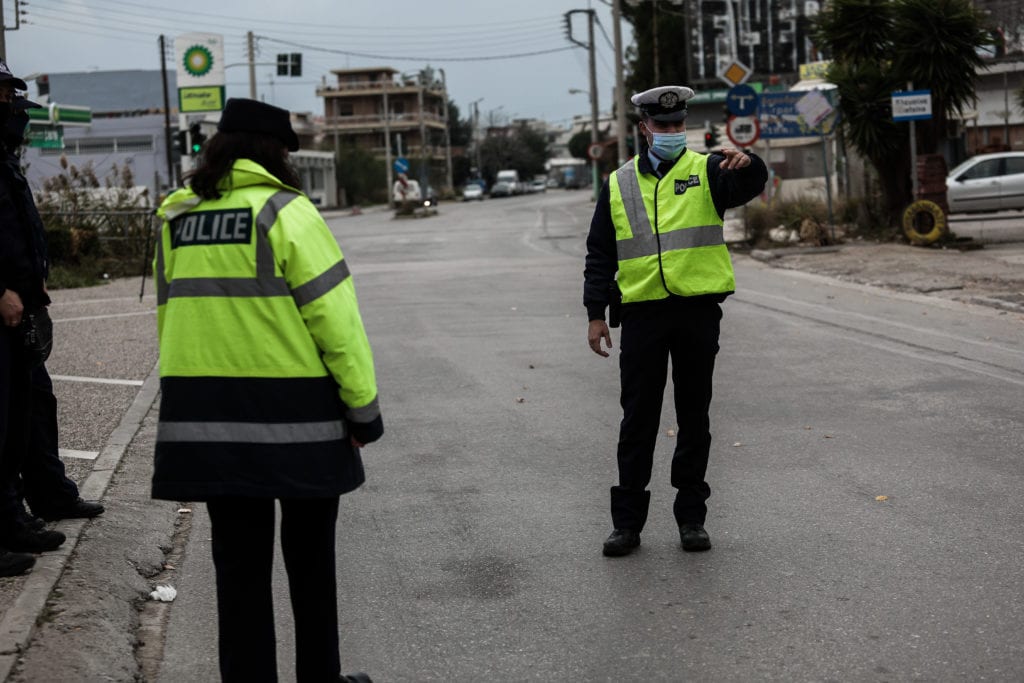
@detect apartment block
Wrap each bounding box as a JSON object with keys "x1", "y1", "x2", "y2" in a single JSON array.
[{"x1": 317, "y1": 66, "x2": 448, "y2": 161}]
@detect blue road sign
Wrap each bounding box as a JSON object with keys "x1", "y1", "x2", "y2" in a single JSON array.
[
  {"x1": 726, "y1": 84, "x2": 759, "y2": 117},
  {"x1": 394, "y1": 157, "x2": 410, "y2": 174},
  {"x1": 757, "y1": 90, "x2": 841, "y2": 138}
]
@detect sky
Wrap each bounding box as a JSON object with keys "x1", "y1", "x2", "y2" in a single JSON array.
[{"x1": 4, "y1": 0, "x2": 632, "y2": 129}]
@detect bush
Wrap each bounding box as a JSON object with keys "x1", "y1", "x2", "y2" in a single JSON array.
[{"x1": 35, "y1": 158, "x2": 156, "y2": 287}]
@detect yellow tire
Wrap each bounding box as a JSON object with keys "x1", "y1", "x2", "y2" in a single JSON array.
[{"x1": 902, "y1": 200, "x2": 947, "y2": 245}]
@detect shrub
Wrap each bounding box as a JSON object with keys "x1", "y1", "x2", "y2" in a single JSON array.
[{"x1": 35, "y1": 158, "x2": 156, "y2": 286}]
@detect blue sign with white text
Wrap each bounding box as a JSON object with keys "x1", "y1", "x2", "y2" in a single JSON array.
[{"x1": 757, "y1": 90, "x2": 840, "y2": 138}]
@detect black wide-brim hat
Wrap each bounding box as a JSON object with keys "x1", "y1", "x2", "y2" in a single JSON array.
[
  {"x1": 0, "y1": 61, "x2": 28, "y2": 92},
  {"x1": 218, "y1": 98, "x2": 299, "y2": 151}
]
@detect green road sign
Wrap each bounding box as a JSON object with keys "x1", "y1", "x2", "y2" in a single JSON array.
[{"x1": 26, "y1": 124, "x2": 64, "y2": 149}]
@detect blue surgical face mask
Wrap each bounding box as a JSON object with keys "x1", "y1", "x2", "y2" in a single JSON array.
[{"x1": 649, "y1": 131, "x2": 687, "y2": 159}]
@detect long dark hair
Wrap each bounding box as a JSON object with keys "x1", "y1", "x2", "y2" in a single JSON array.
[{"x1": 186, "y1": 130, "x2": 302, "y2": 199}]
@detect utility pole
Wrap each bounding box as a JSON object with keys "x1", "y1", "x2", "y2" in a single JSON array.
[
  {"x1": 0, "y1": 0, "x2": 7, "y2": 62},
  {"x1": 587, "y1": 10, "x2": 600, "y2": 200},
  {"x1": 417, "y1": 71, "x2": 428, "y2": 192},
  {"x1": 439, "y1": 68, "x2": 454, "y2": 194},
  {"x1": 612, "y1": 0, "x2": 628, "y2": 165},
  {"x1": 472, "y1": 99, "x2": 483, "y2": 178},
  {"x1": 384, "y1": 77, "x2": 393, "y2": 209},
  {"x1": 247, "y1": 31, "x2": 257, "y2": 100},
  {"x1": 159, "y1": 35, "x2": 174, "y2": 186},
  {"x1": 566, "y1": 9, "x2": 600, "y2": 199}
]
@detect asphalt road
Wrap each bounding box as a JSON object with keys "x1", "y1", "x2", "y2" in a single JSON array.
[{"x1": 9, "y1": 190, "x2": 1024, "y2": 682}]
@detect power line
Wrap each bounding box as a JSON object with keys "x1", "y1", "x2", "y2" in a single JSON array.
[{"x1": 258, "y1": 35, "x2": 578, "y2": 63}]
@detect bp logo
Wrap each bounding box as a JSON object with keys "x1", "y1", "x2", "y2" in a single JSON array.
[{"x1": 183, "y1": 45, "x2": 214, "y2": 77}]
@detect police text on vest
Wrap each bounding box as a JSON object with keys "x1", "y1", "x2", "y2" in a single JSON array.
[{"x1": 171, "y1": 209, "x2": 253, "y2": 248}]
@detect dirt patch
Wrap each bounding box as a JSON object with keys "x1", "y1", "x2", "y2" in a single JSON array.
[{"x1": 749, "y1": 240, "x2": 1024, "y2": 313}]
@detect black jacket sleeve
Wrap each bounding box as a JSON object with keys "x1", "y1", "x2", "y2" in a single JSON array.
[
  {"x1": 349, "y1": 414, "x2": 383, "y2": 446},
  {"x1": 582, "y1": 181, "x2": 617, "y2": 321},
  {"x1": 706, "y1": 151, "x2": 769, "y2": 218}
]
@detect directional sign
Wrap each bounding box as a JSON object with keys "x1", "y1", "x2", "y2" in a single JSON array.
[
  {"x1": 394, "y1": 157, "x2": 410, "y2": 174},
  {"x1": 891, "y1": 90, "x2": 932, "y2": 121},
  {"x1": 725, "y1": 84, "x2": 759, "y2": 117},
  {"x1": 726, "y1": 115, "x2": 760, "y2": 147},
  {"x1": 758, "y1": 90, "x2": 841, "y2": 139}
]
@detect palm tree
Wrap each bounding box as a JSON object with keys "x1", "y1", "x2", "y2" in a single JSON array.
[{"x1": 816, "y1": 0, "x2": 989, "y2": 225}]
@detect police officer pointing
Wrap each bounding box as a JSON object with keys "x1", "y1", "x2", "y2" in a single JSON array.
[{"x1": 584, "y1": 85, "x2": 767, "y2": 557}]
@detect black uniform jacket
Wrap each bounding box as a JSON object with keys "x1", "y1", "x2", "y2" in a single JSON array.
[
  {"x1": 583, "y1": 148, "x2": 768, "y2": 321},
  {"x1": 0, "y1": 147, "x2": 49, "y2": 308}
]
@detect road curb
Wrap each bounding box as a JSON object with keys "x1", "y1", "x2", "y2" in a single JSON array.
[{"x1": 0, "y1": 361, "x2": 161, "y2": 682}]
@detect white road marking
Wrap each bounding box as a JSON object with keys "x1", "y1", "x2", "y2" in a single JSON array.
[
  {"x1": 50, "y1": 375, "x2": 145, "y2": 387},
  {"x1": 51, "y1": 311, "x2": 156, "y2": 323}
]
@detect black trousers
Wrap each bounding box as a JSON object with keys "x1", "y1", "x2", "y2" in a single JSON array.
[
  {"x1": 207, "y1": 496, "x2": 342, "y2": 683},
  {"x1": 611, "y1": 302, "x2": 721, "y2": 531},
  {"x1": 0, "y1": 328, "x2": 32, "y2": 536},
  {"x1": 22, "y1": 365, "x2": 80, "y2": 515}
]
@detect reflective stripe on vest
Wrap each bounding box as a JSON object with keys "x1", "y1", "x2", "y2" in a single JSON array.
[
  {"x1": 156, "y1": 190, "x2": 349, "y2": 309},
  {"x1": 157, "y1": 419, "x2": 346, "y2": 444},
  {"x1": 614, "y1": 161, "x2": 725, "y2": 260},
  {"x1": 610, "y1": 155, "x2": 734, "y2": 302}
]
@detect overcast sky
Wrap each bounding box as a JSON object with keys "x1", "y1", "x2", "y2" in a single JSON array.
[{"x1": 5, "y1": 0, "x2": 633, "y2": 129}]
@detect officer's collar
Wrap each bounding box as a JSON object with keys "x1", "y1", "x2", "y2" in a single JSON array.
[{"x1": 638, "y1": 148, "x2": 688, "y2": 176}]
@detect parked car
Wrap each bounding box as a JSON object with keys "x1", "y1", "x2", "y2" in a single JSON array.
[
  {"x1": 490, "y1": 180, "x2": 515, "y2": 198},
  {"x1": 462, "y1": 184, "x2": 484, "y2": 201},
  {"x1": 946, "y1": 151, "x2": 1024, "y2": 213},
  {"x1": 529, "y1": 179, "x2": 547, "y2": 193}
]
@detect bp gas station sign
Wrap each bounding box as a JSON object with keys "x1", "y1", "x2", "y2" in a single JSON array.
[{"x1": 174, "y1": 33, "x2": 226, "y2": 113}]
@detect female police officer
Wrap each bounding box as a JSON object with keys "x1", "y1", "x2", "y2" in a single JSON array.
[{"x1": 152, "y1": 98, "x2": 380, "y2": 683}]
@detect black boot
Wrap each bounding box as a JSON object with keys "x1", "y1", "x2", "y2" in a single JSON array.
[
  {"x1": 0, "y1": 548, "x2": 36, "y2": 577},
  {"x1": 1, "y1": 525, "x2": 66, "y2": 553},
  {"x1": 602, "y1": 529, "x2": 641, "y2": 557}
]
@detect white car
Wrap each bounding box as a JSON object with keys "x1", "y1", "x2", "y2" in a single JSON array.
[
  {"x1": 946, "y1": 151, "x2": 1024, "y2": 213},
  {"x1": 462, "y1": 184, "x2": 484, "y2": 201}
]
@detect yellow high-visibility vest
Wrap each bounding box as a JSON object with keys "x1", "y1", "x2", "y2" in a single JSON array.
[
  {"x1": 608, "y1": 153, "x2": 735, "y2": 303},
  {"x1": 152, "y1": 159, "x2": 378, "y2": 500}
]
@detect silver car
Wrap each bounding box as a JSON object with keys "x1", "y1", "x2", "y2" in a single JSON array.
[{"x1": 946, "y1": 151, "x2": 1024, "y2": 213}]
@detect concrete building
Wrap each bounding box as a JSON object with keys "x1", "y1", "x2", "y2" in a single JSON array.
[
  {"x1": 21, "y1": 70, "x2": 337, "y2": 206},
  {"x1": 22, "y1": 70, "x2": 179, "y2": 198},
  {"x1": 316, "y1": 65, "x2": 449, "y2": 167}
]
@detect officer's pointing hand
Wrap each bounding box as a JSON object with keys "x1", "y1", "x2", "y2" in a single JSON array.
[
  {"x1": 588, "y1": 320, "x2": 613, "y2": 358},
  {"x1": 718, "y1": 147, "x2": 751, "y2": 171}
]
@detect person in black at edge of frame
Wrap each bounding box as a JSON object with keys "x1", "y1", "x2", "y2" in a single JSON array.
[
  {"x1": 0, "y1": 61, "x2": 79, "y2": 576},
  {"x1": 584, "y1": 85, "x2": 767, "y2": 557},
  {"x1": 1, "y1": 96, "x2": 105, "y2": 528}
]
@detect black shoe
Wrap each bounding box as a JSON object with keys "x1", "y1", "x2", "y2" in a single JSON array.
[
  {"x1": 339, "y1": 674, "x2": 373, "y2": 683},
  {"x1": 35, "y1": 498, "x2": 105, "y2": 522},
  {"x1": 0, "y1": 549, "x2": 35, "y2": 577},
  {"x1": 680, "y1": 523, "x2": 712, "y2": 552},
  {"x1": 2, "y1": 527, "x2": 66, "y2": 553},
  {"x1": 16, "y1": 506, "x2": 45, "y2": 532},
  {"x1": 602, "y1": 529, "x2": 641, "y2": 557}
]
